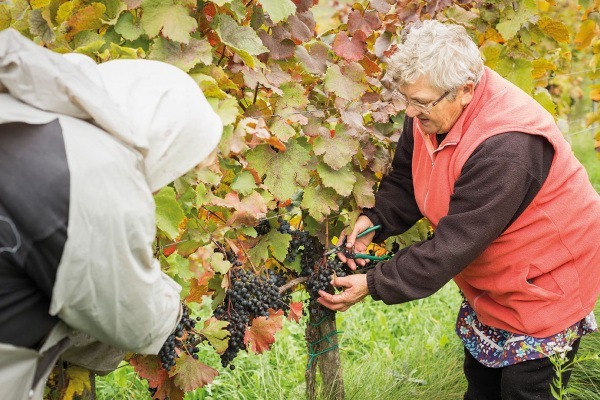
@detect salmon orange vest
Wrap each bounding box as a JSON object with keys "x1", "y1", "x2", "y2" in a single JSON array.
[{"x1": 412, "y1": 67, "x2": 600, "y2": 337}]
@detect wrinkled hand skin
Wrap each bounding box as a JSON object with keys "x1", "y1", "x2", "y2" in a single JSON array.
[{"x1": 317, "y1": 274, "x2": 369, "y2": 312}]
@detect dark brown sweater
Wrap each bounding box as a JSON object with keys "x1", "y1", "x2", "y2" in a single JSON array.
[{"x1": 363, "y1": 117, "x2": 554, "y2": 303}]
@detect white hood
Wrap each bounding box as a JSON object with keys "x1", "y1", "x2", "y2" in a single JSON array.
[{"x1": 0, "y1": 28, "x2": 222, "y2": 192}]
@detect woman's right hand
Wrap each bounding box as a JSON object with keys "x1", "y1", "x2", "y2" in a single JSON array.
[{"x1": 337, "y1": 215, "x2": 376, "y2": 271}]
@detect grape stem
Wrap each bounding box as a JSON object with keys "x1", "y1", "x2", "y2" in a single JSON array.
[{"x1": 278, "y1": 276, "x2": 308, "y2": 294}]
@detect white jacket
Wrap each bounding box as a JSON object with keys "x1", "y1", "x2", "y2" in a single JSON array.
[{"x1": 0, "y1": 28, "x2": 222, "y2": 399}]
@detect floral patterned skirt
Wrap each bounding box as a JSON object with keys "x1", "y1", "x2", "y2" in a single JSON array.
[{"x1": 456, "y1": 297, "x2": 598, "y2": 368}]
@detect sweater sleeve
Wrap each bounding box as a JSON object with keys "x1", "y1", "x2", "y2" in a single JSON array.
[
  {"x1": 366, "y1": 132, "x2": 554, "y2": 303},
  {"x1": 362, "y1": 117, "x2": 423, "y2": 242}
]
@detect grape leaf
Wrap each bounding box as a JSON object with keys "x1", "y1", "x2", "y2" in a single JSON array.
[
  {"x1": 333, "y1": 31, "x2": 366, "y2": 62},
  {"x1": 208, "y1": 97, "x2": 240, "y2": 126},
  {"x1": 130, "y1": 356, "x2": 185, "y2": 400},
  {"x1": 353, "y1": 173, "x2": 375, "y2": 209},
  {"x1": 313, "y1": 125, "x2": 360, "y2": 170},
  {"x1": 211, "y1": 13, "x2": 268, "y2": 66},
  {"x1": 246, "y1": 139, "x2": 311, "y2": 201},
  {"x1": 317, "y1": 163, "x2": 356, "y2": 196},
  {"x1": 288, "y1": 301, "x2": 303, "y2": 323},
  {"x1": 0, "y1": 5, "x2": 10, "y2": 30},
  {"x1": 259, "y1": 0, "x2": 296, "y2": 23},
  {"x1": 268, "y1": 230, "x2": 293, "y2": 262},
  {"x1": 347, "y1": 10, "x2": 380, "y2": 37},
  {"x1": 286, "y1": 14, "x2": 313, "y2": 42},
  {"x1": 149, "y1": 37, "x2": 213, "y2": 72},
  {"x1": 494, "y1": 57, "x2": 533, "y2": 94},
  {"x1": 155, "y1": 186, "x2": 185, "y2": 240},
  {"x1": 63, "y1": 366, "x2": 91, "y2": 400},
  {"x1": 171, "y1": 353, "x2": 219, "y2": 391},
  {"x1": 210, "y1": 191, "x2": 268, "y2": 227},
  {"x1": 66, "y1": 2, "x2": 106, "y2": 40},
  {"x1": 185, "y1": 267, "x2": 215, "y2": 303},
  {"x1": 115, "y1": 11, "x2": 144, "y2": 41},
  {"x1": 574, "y1": 19, "x2": 595, "y2": 50},
  {"x1": 141, "y1": 0, "x2": 197, "y2": 44},
  {"x1": 244, "y1": 309, "x2": 284, "y2": 354},
  {"x1": 324, "y1": 63, "x2": 368, "y2": 100},
  {"x1": 279, "y1": 81, "x2": 309, "y2": 109},
  {"x1": 199, "y1": 318, "x2": 230, "y2": 354},
  {"x1": 29, "y1": 9, "x2": 55, "y2": 43},
  {"x1": 209, "y1": 252, "x2": 231, "y2": 275},
  {"x1": 165, "y1": 252, "x2": 195, "y2": 281},
  {"x1": 258, "y1": 30, "x2": 295, "y2": 60},
  {"x1": 538, "y1": 17, "x2": 570, "y2": 43},
  {"x1": 301, "y1": 185, "x2": 338, "y2": 222},
  {"x1": 295, "y1": 41, "x2": 329, "y2": 74},
  {"x1": 495, "y1": 0, "x2": 536, "y2": 41},
  {"x1": 231, "y1": 170, "x2": 258, "y2": 195}
]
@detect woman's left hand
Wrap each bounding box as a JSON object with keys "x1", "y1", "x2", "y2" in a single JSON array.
[{"x1": 317, "y1": 274, "x2": 369, "y2": 312}]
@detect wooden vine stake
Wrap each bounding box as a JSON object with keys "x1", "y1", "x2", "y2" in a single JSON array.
[{"x1": 305, "y1": 312, "x2": 344, "y2": 400}]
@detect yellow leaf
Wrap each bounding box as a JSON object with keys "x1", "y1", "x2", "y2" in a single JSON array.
[
  {"x1": 532, "y1": 58, "x2": 556, "y2": 79},
  {"x1": 63, "y1": 366, "x2": 91, "y2": 400},
  {"x1": 30, "y1": 0, "x2": 50, "y2": 9},
  {"x1": 56, "y1": 1, "x2": 75, "y2": 24},
  {"x1": 575, "y1": 19, "x2": 596, "y2": 50},
  {"x1": 66, "y1": 2, "x2": 106, "y2": 40},
  {"x1": 538, "y1": 17, "x2": 570, "y2": 43},
  {"x1": 590, "y1": 84, "x2": 600, "y2": 102}
]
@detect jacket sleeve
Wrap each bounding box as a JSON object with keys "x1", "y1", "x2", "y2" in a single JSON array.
[
  {"x1": 49, "y1": 116, "x2": 181, "y2": 355},
  {"x1": 362, "y1": 117, "x2": 423, "y2": 242}
]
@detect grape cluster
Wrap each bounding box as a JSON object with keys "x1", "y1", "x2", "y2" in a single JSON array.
[
  {"x1": 158, "y1": 304, "x2": 201, "y2": 371},
  {"x1": 213, "y1": 267, "x2": 292, "y2": 369},
  {"x1": 304, "y1": 257, "x2": 353, "y2": 319},
  {"x1": 255, "y1": 218, "x2": 271, "y2": 236},
  {"x1": 276, "y1": 216, "x2": 318, "y2": 273}
]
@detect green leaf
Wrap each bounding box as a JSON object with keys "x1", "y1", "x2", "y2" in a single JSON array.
[
  {"x1": 0, "y1": 5, "x2": 11, "y2": 30},
  {"x1": 209, "y1": 252, "x2": 231, "y2": 274},
  {"x1": 317, "y1": 163, "x2": 356, "y2": 196},
  {"x1": 246, "y1": 139, "x2": 311, "y2": 201},
  {"x1": 231, "y1": 170, "x2": 258, "y2": 195},
  {"x1": 279, "y1": 81, "x2": 309, "y2": 109},
  {"x1": 324, "y1": 63, "x2": 368, "y2": 100},
  {"x1": 301, "y1": 186, "x2": 339, "y2": 222},
  {"x1": 149, "y1": 36, "x2": 213, "y2": 72},
  {"x1": 208, "y1": 97, "x2": 240, "y2": 126},
  {"x1": 494, "y1": 57, "x2": 533, "y2": 94},
  {"x1": 267, "y1": 231, "x2": 292, "y2": 262},
  {"x1": 533, "y1": 88, "x2": 557, "y2": 116},
  {"x1": 199, "y1": 318, "x2": 230, "y2": 354},
  {"x1": 165, "y1": 252, "x2": 195, "y2": 281},
  {"x1": 115, "y1": 11, "x2": 144, "y2": 41},
  {"x1": 155, "y1": 186, "x2": 185, "y2": 240},
  {"x1": 141, "y1": 0, "x2": 197, "y2": 44},
  {"x1": 495, "y1": 0, "x2": 536, "y2": 41},
  {"x1": 259, "y1": 0, "x2": 296, "y2": 23},
  {"x1": 313, "y1": 125, "x2": 360, "y2": 170},
  {"x1": 211, "y1": 13, "x2": 267, "y2": 67},
  {"x1": 353, "y1": 173, "x2": 375, "y2": 209}
]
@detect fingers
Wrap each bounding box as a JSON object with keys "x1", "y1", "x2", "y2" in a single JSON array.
[{"x1": 316, "y1": 275, "x2": 369, "y2": 311}]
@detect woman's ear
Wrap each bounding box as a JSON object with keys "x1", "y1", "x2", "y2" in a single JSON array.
[{"x1": 461, "y1": 79, "x2": 476, "y2": 107}]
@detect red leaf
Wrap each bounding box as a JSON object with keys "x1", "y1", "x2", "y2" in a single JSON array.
[
  {"x1": 287, "y1": 301, "x2": 303, "y2": 323},
  {"x1": 244, "y1": 309, "x2": 284, "y2": 354},
  {"x1": 332, "y1": 31, "x2": 366, "y2": 62},
  {"x1": 163, "y1": 244, "x2": 177, "y2": 257},
  {"x1": 130, "y1": 355, "x2": 185, "y2": 400},
  {"x1": 170, "y1": 353, "x2": 219, "y2": 392},
  {"x1": 347, "y1": 10, "x2": 381, "y2": 37}
]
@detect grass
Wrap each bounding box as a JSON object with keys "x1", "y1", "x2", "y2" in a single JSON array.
[{"x1": 97, "y1": 122, "x2": 600, "y2": 400}]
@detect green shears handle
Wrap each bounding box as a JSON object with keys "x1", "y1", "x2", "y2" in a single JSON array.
[
  {"x1": 325, "y1": 225, "x2": 391, "y2": 261},
  {"x1": 356, "y1": 224, "x2": 381, "y2": 238},
  {"x1": 353, "y1": 253, "x2": 392, "y2": 261}
]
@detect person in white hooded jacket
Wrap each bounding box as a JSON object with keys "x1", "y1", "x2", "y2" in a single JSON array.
[{"x1": 0, "y1": 28, "x2": 223, "y2": 399}]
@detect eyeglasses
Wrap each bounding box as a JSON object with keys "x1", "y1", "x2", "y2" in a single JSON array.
[{"x1": 391, "y1": 89, "x2": 450, "y2": 114}]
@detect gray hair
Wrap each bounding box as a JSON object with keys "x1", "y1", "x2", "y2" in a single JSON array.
[{"x1": 385, "y1": 20, "x2": 484, "y2": 93}]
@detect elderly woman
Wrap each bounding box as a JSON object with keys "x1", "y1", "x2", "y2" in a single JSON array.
[{"x1": 318, "y1": 20, "x2": 600, "y2": 399}]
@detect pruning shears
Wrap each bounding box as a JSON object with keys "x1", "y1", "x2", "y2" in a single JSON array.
[{"x1": 325, "y1": 225, "x2": 392, "y2": 261}]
